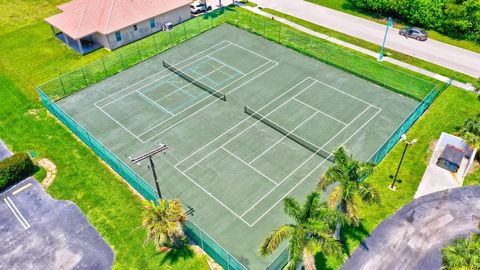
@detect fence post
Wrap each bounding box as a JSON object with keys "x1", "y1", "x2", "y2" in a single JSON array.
[
  {"x1": 119, "y1": 53, "x2": 126, "y2": 69},
  {"x1": 200, "y1": 230, "x2": 204, "y2": 249},
  {"x1": 81, "y1": 67, "x2": 88, "y2": 87},
  {"x1": 101, "y1": 58, "x2": 108, "y2": 77},
  {"x1": 183, "y1": 23, "x2": 187, "y2": 39},
  {"x1": 278, "y1": 25, "x2": 281, "y2": 42},
  {"x1": 152, "y1": 36, "x2": 158, "y2": 52},
  {"x1": 136, "y1": 43, "x2": 141, "y2": 59},
  {"x1": 59, "y1": 77, "x2": 66, "y2": 95}
]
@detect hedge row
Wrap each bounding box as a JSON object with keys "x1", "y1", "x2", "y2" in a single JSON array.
[
  {"x1": 0, "y1": 153, "x2": 34, "y2": 191},
  {"x1": 350, "y1": 0, "x2": 480, "y2": 44}
]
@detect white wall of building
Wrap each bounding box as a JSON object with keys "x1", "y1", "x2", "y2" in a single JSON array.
[{"x1": 102, "y1": 5, "x2": 191, "y2": 50}]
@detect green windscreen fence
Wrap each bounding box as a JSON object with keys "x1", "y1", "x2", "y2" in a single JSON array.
[{"x1": 37, "y1": 7, "x2": 448, "y2": 270}]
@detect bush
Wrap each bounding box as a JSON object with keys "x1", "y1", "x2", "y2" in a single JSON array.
[{"x1": 0, "y1": 152, "x2": 35, "y2": 191}]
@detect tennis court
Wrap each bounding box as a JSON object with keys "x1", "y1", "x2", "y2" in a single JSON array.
[{"x1": 56, "y1": 24, "x2": 419, "y2": 269}]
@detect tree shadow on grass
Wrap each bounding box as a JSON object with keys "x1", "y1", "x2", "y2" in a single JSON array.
[
  {"x1": 340, "y1": 223, "x2": 370, "y2": 256},
  {"x1": 160, "y1": 245, "x2": 195, "y2": 265}
]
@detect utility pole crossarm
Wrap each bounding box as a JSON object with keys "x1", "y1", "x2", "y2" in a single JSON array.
[{"x1": 130, "y1": 144, "x2": 168, "y2": 199}]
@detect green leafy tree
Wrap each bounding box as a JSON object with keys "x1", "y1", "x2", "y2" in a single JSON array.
[
  {"x1": 259, "y1": 192, "x2": 344, "y2": 270},
  {"x1": 442, "y1": 233, "x2": 480, "y2": 269},
  {"x1": 142, "y1": 198, "x2": 187, "y2": 251},
  {"x1": 457, "y1": 114, "x2": 480, "y2": 149},
  {"x1": 317, "y1": 147, "x2": 380, "y2": 239}
]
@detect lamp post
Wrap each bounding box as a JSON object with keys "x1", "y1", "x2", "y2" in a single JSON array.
[
  {"x1": 389, "y1": 134, "x2": 416, "y2": 190},
  {"x1": 378, "y1": 17, "x2": 393, "y2": 62},
  {"x1": 130, "y1": 144, "x2": 168, "y2": 199}
]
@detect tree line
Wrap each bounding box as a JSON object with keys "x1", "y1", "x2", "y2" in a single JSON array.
[{"x1": 351, "y1": 0, "x2": 480, "y2": 43}]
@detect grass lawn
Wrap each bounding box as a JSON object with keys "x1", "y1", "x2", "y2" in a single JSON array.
[
  {"x1": 260, "y1": 8, "x2": 477, "y2": 85},
  {"x1": 319, "y1": 85, "x2": 480, "y2": 269},
  {"x1": 305, "y1": 0, "x2": 480, "y2": 54},
  {"x1": 1, "y1": 2, "x2": 478, "y2": 269},
  {"x1": 0, "y1": 1, "x2": 210, "y2": 269}
]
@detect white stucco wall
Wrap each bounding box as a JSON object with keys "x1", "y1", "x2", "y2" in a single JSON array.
[{"x1": 101, "y1": 5, "x2": 191, "y2": 50}]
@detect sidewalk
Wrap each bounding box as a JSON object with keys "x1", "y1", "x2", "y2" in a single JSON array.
[{"x1": 239, "y1": 4, "x2": 476, "y2": 92}]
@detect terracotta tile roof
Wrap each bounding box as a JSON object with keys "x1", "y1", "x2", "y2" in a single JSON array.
[{"x1": 46, "y1": 0, "x2": 191, "y2": 39}]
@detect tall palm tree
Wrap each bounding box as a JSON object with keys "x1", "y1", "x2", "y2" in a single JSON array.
[
  {"x1": 142, "y1": 198, "x2": 187, "y2": 251},
  {"x1": 259, "y1": 192, "x2": 344, "y2": 270},
  {"x1": 457, "y1": 114, "x2": 480, "y2": 150},
  {"x1": 317, "y1": 147, "x2": 380, "y2": 239},
  {"x1": 442, "y1": 233, "x2": 480, "y2": 269}
]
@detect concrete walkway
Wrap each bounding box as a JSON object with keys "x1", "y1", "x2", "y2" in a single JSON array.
[
  {"x1": 243, "y1": 0, "x2": 480, "y2": 78},
  {"x1": 0, "y1": 139, "x2": 12, "y2": 161},
  {"x1": 341, "y1": 186, "x2": 480, "y2": 270},
  {"x1": 239, "y1": 4, "x2": 476, "y2": 91}
]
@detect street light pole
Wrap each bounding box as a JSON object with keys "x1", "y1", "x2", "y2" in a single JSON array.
[
  {"x1": 378, "y1": 17, "x2": 393, "y2": 62},
  {"x1": 130, "y1": 144, "x2": 168, "y2": 199},
  {"x1": 389, "y1": 134, "x2": 416, "y2": 190}
]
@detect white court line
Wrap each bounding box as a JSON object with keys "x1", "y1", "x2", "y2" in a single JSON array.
[
  {"x1": 207, "y1": 56, "x2": 246, "y2": 75},
  {"x1": 4, "y1": 197, "x2": 30, "y2": 229},
  {"x1": 180, "y1": 78, "x2": 316, "y2": 172},
  {"x1": 248, "y1": 106, "x2": 382, "y2": 227},
  {"x1": 142, "y1": 60, "x2": 279, "y2": 143},
  {"x1": 154, "y1": 64, "x2": 226, "y2": 103},
  {"x1": 292, "y1": 98, "x2": 347, "y2": 125},
  {"x1": 219, "y1": 147, "x2": 279, "y2": 186},
  {"x1": 94, "y1": 40, "x2": 232, "y2": 106},
  {"x1": 137, "y1": 91, "x2": 174, "y2": 116},
  {"x1": 248, "y1": 111, "x2": 319, "y2": 165},
  {"x1": 96, "y1": 42, "x2": 234, "y2": 109},
  {"x1": 312, "y1": 79, "x2": 381, "y2": 110},
  {"x1": 241, "y1": 104, "x2": 376, "y2": 220},
  {"x1": 164, "y1": 158, "x2": 253, "y2": 227},
  {"x1": 97, "y1": 106, "x2": 143, "y2": 140}
]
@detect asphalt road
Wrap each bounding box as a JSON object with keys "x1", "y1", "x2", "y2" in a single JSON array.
[
  {"x1": 0, "y1": 178, "x2": 114, "y2": 269},
  {"x1": 251, "y1": 0, "x2": 480, "y2": 78},
  {"x1": 341, "y1": 186, "x2": 480, "y2": 270}
]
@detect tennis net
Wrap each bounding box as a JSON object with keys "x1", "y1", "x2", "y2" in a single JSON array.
[
  {"x1": 244, "y1": 106, "x2": 335, "y2": 163},
  {"x1": 163, "y1": 60, "x2": 227, "y2": 101}
]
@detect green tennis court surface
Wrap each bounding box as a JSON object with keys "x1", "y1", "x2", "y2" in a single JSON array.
[{"x1": 57, "y1": 24, "x2": 418, "y2": 269}]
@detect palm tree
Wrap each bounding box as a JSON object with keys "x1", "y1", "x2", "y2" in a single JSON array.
[
  {"x1": 457, "y1": 114, "x2": 480, "y2": 150},
  {"x1": 317, "y1": 147, "x2": 380, "y2": 239},
  {"x1": 442, "y1": 233, "x2": 480, "y2": 269},
  {"x1": 259, "y1": 192, "x2": 344, "y2": 270},
  {"x1": 141, "y1": 198, "x2": 187, "y2": 251}
]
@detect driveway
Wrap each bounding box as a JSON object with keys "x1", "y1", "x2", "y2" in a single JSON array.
[
  {"x1": 251, "y1": 0, "x2": 480, "y2": 78},
  {"x1": 341, "y1": 186, "x2": 480, "y2": 270},
  {"x1": 0, "y1": 178, "x2": 114, "y2": 269}
]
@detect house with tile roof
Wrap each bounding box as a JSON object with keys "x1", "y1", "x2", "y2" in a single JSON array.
[{"x1": 46, "y1": 0, "x2": 192, "y2": 54}]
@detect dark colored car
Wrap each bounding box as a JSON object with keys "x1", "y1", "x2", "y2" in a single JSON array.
[{"x1": 399, "y1": 27, "x2": 428, "y2": 41}]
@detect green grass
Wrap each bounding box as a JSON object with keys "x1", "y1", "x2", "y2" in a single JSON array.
[
  {"x1": 304, "y1": 0, "x2": 480, "y2": 54},
  {"x1": 319, "y1": 86, "x2": 480, "y2": 269},
  {"x1": 239, "y1": 0, "x2": 258, "y2": 7},
  {"x1": 1, "y1": 2, "x2": 479, "y2": 269},
  {"x1": 33, "y1": 164, "x2": 47, "y2": 182},
  {"x1": 261, "y1": 8, "x2": 477, "y2": 84},
  {"x1": 0, "y1": 1, "x2": 210, "y2": 269}
]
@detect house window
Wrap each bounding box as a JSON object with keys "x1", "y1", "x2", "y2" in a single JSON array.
[
  {"x1": 150, "y1": 18, "x2": 155, "y2": 28},
  {"x1": 115, "y1": 31, "x2": 121, "y2": 41},
  {"x1": 133, "y1": 24, "x2": 138, "y2": 31}
]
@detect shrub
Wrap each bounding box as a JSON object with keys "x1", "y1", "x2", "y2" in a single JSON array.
[{"x1": 0, "y1": 152, "x2": 35, "y2": 191}]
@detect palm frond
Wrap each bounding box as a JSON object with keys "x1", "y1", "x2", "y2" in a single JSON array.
[
  {"x1": 284, "y1": 196, "x2": 303, "y2": 222},
  {"x1": 358, "y1": 182, "x2": 381, "y2": 205},
  {"x1": 259, "y1": 224, "x2": 293, "y2": 256},
  {"x1": 327, "y1": 186, "x2": 343, "y2": 210}
]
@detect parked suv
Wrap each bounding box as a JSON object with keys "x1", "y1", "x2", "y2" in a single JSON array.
[
  {"x1": 191, "y1": 1, "x2": 212, "y2": 14},
  {"x1": 399, "y1": 27, "x2": 428, "y2": 41}
]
